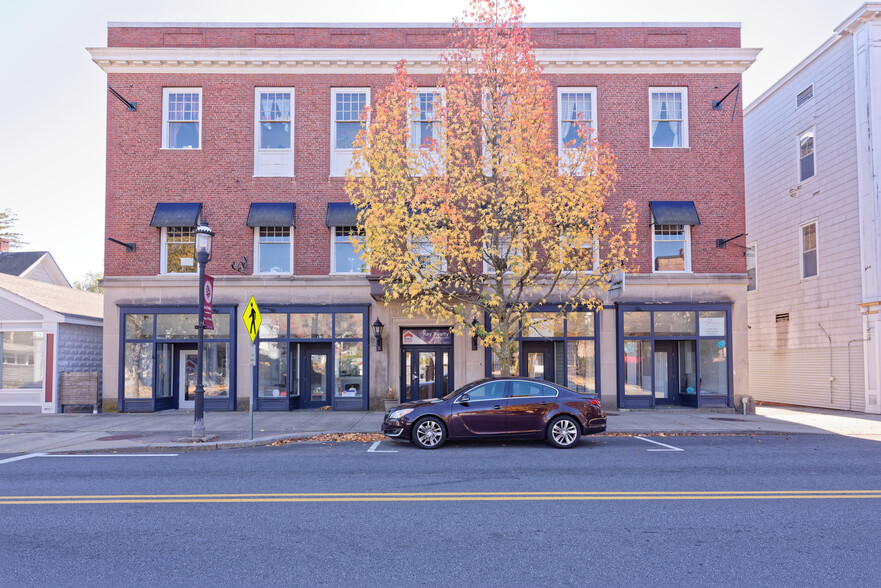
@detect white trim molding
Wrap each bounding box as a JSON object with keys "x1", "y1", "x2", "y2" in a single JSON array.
[{"x1": 88, "y1": 47, "x2": 760, "y2": 74}]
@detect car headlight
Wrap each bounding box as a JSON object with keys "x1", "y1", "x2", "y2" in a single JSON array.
[{"x1": 388, "y1": 408, "x2": 414, "y2": 421}]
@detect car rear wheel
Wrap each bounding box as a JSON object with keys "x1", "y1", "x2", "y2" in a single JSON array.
[
  {"x1": 547, "y1": 415, "x2": 581, "y2": 448},
  {"x1": 412, "y1": 417, "x2": 446, "y2": 449}
]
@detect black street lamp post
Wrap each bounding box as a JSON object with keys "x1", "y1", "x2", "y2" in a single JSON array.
[{"x1": 193, "y1": 219, "x2": 215, "y2": 439}]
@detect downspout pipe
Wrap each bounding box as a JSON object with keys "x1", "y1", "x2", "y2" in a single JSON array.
[{"x1": 819, "y1": 323, "x2": 833, "y2": 404}]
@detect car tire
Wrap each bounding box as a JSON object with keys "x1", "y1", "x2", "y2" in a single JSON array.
[
  {"x1": 547, "y1": 415, "x2": 581, "y2": 448},
  {"x1": 412, "y1": 417, "x2": 446, "y2": 449}
]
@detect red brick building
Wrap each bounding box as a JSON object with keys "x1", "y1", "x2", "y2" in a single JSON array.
[{"x1": 89, "y1": 22, "x2": 758, "y2": 412}]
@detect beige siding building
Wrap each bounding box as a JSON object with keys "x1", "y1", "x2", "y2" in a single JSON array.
[{"x1": 745, "y1": 3, "x2": 881, "y2": 413}]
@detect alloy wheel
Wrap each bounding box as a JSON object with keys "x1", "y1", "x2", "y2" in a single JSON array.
[
  {"x1": 415, "y1": 418, "x2": 445, "y2": 449},
  {"x1": 550, "y1": 417, "x2": 580, "y2": 448}
]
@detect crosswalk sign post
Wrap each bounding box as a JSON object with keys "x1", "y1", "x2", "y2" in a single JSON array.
[{"x1": 243, "y1": 296, "x2": 262, "y2": 441}]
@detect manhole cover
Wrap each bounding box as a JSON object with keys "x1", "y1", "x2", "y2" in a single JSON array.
[
  {"x1": 708, "y1": 417, "x2": 748, "y2": 422},
  {"x1": 96, "y1": 434, "x2": 142, "y2": 441}
]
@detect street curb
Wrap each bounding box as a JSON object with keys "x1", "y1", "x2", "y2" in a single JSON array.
[{"x1": 37, "y1": 428, "x2": 816, "y2": 455}]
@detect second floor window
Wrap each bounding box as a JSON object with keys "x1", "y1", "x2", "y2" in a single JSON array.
[
  {"x1": 801, "y1": 222, "x2": 818, "y2": 278},
  {"x1": 653, "y1": 224, "x2": 690, "y2": 272},
  {"x1": 799, "y1": 128, "x2": 815, "y2": 182},
  {"x1": 255, "y1": 89, "x2": 294, "y2": 177},
  {"x1": 162, "y1": 226, "x2": 196, "y2": 274},
  {"x1": 332, "y1": 226, "x2": 368, "y2": 274},
  {"x1": 256, "y1": 227, "x2": 292, "y2": 274},
  {"x1": 412, "y1": 91, "x2": 441, "y2": 149},
  {"x1": 650, "y1": 88, "x2": 687, "y2": 148},
  {"x1": 162, "y1": 89, "x2": 201, "y2": 149},
  {"x1": 558, "y1": 88, "x2": 596, "y2": 150}
]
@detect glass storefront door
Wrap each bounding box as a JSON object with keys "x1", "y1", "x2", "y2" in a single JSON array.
[
  {"x1": 402, "y1": 346, "x2": 451, "y2": 402},
  {"x1": 301, "y1": 344, "x2": 331, "y2": 408},
  {"x1": 178, "y1": 349, "x2": 198, "y2": 409},
  {"x1": 653, "y1": 341, "x2": 677, "y2": 405}
]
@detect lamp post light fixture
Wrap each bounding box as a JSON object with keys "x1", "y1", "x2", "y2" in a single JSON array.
[
  {"x1": 471, "y1": 319, "x2": 481, "y2": 351},
  {"x1": 192, "y1": 219, "x2": 215, "y2": 440},
  {"x1": 372, "y1": 318, "x2": 384, "y2": 352}
]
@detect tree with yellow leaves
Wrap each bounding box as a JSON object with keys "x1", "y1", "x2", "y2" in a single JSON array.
[{"x1": 346, "y1": 0, "x2": 637, "y2": 376}]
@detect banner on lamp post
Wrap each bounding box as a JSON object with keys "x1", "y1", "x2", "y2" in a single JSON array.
[{"x1": 203, "y1": 274, "x2": 215, "y2": 330}]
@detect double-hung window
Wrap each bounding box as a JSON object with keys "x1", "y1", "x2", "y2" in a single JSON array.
[
  {"x1": 653, "y1": 224, "x2": 691, "y2": 272},
  {"x1": 799, "y1": 128, "x2": 815, "y2": 182},
  {"x1": 649, "y1": 88, "x2": 688, "y2": 148},
  {"x1": 560, "y1": 232, "x2": 598, "y2": 273},
  {"x1": 330, "y1": 89, "x2": 369, "y2": 176},
  {"x1": 411, "y1": 237, "x2": 447, "y2": 274},
  {"x1": 331, "y1": 226, "x2": 368, "y2": 274},
  {"x1": 161, "y1": 226, "x2": 196, "y2": 274},
  {"x1": 412, "y1": 90, "x2": 442, "y2": 149},
  {"x1": 162, "y1": 89, "x2": 201, "y2": 149},
  {"x1": 558, "y1": 88, "x2": 597, "y2": 151},
  {"x1": 801, "y1": 221, "x2": 818, "y2": 278},
  {"x1": 254, "y1": 88, "x2": 294, "y2": 177},
  {"x1": 255, "y1": 227, "x2": 293, "y2": 274}
]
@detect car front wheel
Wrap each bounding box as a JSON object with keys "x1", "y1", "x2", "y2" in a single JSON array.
[
  {"x1": 412, "y1": 417, "x2": 446, "y2": 449},
  {"x1": 547, "y1": 415, "x2": 581, "y2": 448}
]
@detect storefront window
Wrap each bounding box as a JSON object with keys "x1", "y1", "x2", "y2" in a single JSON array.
[
  {"x1": 699, "y1": 339, "x2": 728, "y2": 396},
  {"x1": 699, "y1": 311, "x2": 726, "y2": 337},
  {"x1": 678, "y1": 341, "x2": 697, "y2": 395},
  {"x1": 156, "y1": 313, "x2": 229, "y2": 339},
  {"x1": 654, "y1": 311, "x2": 696, "y2": 336},
  {"x1": 334, "y1": 313, "x2": 363, "y2": 338},
  {"x1": 124, "y1": 342, "x2": 153, "y2": 398},
  {"x1": 623, "y1": 340, "x2": 652, "y2": 395},
  {"x1": 1, "y1": 331, "x2": 44, "y2": 389},
  {"x1": 491, "y1": 350, "x2": 520, "y2": 377},
  {"x1": 290, "y1": 313, "x2": 332, "y2": 339},
  {"x1": 335, "y1": 341, "x2": 363, "y2": 398},
  {"x1": 203, "y1": 342, "x2": 229, "y2": 397},
  {"x1": 567, "y1": 340, "x2": 595, "y2": 394},
  {"x1": 259, "y1": 314, "x2": 287, "y2": 339},
  {"x1": 567, "y1": 312, "x2": 594, "y2": 337},
  {"x1": 258, "y1": 342, "x2": 287, "y2": 398},
  {"x1": 623, "y1": 312, "x2": 651, "y2": 336},
  {"x1": 523, "y1": 313, "x2": 564, "y2": 338},
  {"x1": 125, "y1": 315, "x2": 153, "y2": 339}
]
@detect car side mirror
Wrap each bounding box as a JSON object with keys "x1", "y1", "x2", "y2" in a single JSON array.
[{"x1": 459, "y1": 393, "x2": 470, "y2": 404}]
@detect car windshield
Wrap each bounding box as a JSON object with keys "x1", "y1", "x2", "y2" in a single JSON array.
[{"x1": 441, "y1": 378, "x2": 492, "y2": 401}]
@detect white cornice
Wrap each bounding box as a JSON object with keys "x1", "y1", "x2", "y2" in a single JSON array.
[
  {"x1": 834, "y1": 3, "x2": 881, "y2": 35},
  {"x1": 88, "y1": 47, "x2": 760, "y2": 74}
]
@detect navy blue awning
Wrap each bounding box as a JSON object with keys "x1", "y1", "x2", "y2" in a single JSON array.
[
  {"x1": 649, "y1": 201, "x2": 700, "y2": 225},
  {"x1": 150, "y1": 203, "x2": 202, "y2": 227},
  {"x1": 326, "y1": 203, "x2": 358, "y2": 227},
  {"x1": 246, "y1": 203, "x2": 296, "y2": 227}
]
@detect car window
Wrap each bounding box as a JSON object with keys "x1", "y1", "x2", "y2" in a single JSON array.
[
  {"x1": 510, "y1": 381, "x2": 556, "y2": 398},
  {"x1": 465, "y1": 381, "x2": 507, "y2": 401}
]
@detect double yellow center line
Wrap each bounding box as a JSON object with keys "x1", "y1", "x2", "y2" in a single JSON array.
[{"x1": 1, "y1": 490, "x2": 880, "y2": 505}]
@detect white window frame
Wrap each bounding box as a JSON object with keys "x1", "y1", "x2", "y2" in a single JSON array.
[
  {"x1": 253, "y1": 226, "x2": 294, "y2": 275},
  {"x1": 410, "y1": 88, "x2": 445, "y2": 176},
  {"x1": 330, "y1": 226, "x2": 369, "y2": 275},
  {"x1": 159, "y1": 226, "x2": 197, "y2": 275},
  {"x1": 651, "y1": 224, "x2": 692, "y2": 273},
  {"x1": 557, "y1": 87, "x2": 598, "y2": 157},
  {"x1": 649, "y1": 87, "x2": 688, "y2": 149},
  {"x1": 410, "y1": 236, "x2": 448, "y2": 274},
  {"x1": 800, "y1": 220, "x2": 819, "y2": 280},
  {"x1": 560, "y1": 232, "x2": 600, "y2": 273},
  {"x1": 330, "y1": 88, "x2": 370, "y2": 177},
  {"x1": 746, "y1": 242, "x2": 757, "y2": 292},
  {"x1": 798, "y1": 127, "x2": 816, "y2": 183},
  {"x1": 254, "y1": 87, "x2": 295, "y2": 177},
  {"x1": 162, "y1": 88, "x2": 202, "y2": 150}
]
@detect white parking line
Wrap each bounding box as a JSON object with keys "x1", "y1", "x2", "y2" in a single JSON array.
[
  {"x1": 635, "y1": 437, "x2": 684, "y2": 452},
  {"x1": 0, "y1": 453, "x2": 177, "y2": 465},
  {"x1": 367, "y1": 441, "x2": 397, "y2": 453}
]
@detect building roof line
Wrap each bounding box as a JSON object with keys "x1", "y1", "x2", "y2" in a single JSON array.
[{"x1": 107, "y1": 21, "x2": 742, "y2": 29}]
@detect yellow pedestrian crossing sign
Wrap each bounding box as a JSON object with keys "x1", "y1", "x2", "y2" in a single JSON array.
[{"x1": 243, "y1": 296, "x2": 262, "y2": 343}]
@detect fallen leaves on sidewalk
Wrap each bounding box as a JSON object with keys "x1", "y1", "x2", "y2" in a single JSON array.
[{"x1": 269, "y1": 433, "x2": 386, "y2": 446}]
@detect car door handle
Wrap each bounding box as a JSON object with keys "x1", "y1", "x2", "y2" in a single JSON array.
[
  {"x1": 493, "y1": 404, "x2": 502, "y2": 410},
  {"x1": 540, "y1": 401, "x2": 548, "y2": 406}
]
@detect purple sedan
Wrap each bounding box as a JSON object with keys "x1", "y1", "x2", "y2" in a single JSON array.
[{"x1": 381, "y1": 377, "x2": 606, "y2": 449}]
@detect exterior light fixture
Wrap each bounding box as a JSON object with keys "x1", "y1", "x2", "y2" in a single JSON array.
[
  {"x1": 372, "y1": 318, "x2": 384, "y2": 352},
  {"x1": 471, "y1": 319, "x2": 481, "y2": 351},
  {"x1": 195, "y1": 220, "x2": 215, "y2": 262}
]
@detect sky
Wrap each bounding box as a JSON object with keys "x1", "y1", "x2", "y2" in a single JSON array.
[{"x1": 0, "y1": 0, "x2": 862, "y2": 284}]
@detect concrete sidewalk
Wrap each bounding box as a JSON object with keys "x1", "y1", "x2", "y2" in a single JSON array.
[{"x1": 2, "y1": 405, "x2": 881, "y2": 455}]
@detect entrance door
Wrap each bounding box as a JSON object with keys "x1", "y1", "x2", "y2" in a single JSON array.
[
  {"x1": 178, "y1": 349, "x2": 198, "y2": 409},
  {"x1": 654, "y1": 341, "x2": 679, "y2": 405},
  {"x1": 301, "y1": 344, "x2": 331, "y2": 409},
  {"x1": 402, "y1": 347, "x2": 451, "y2": 402},
  {"x1": 521, "y1": 342, "x2": 555, "y2": 382}
]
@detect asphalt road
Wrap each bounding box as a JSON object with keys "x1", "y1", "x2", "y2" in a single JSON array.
[{"x1": 2, "y1": 434, "x2": 881, "y2": 587}]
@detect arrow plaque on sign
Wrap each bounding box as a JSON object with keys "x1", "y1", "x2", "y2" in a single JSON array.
[{"x1": 243, "y1": 296, "x2": 262, "y2": 343}]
